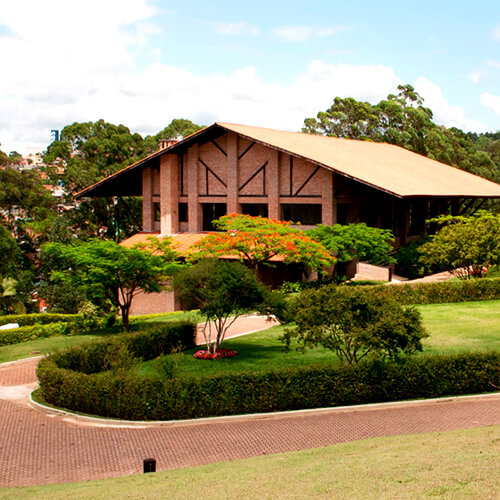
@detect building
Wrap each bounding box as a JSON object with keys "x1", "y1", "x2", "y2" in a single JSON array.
[
  {"x1": 77, "y1": 122, "x2": 500, "y2": 246},
  {"x1": 76, "y1": 122, "x2": 500, "y2": 312}
]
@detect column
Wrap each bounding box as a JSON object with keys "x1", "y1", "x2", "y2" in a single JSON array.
[
  {"x1": 267, "y1": 150, "x2": 279, "y2": 220},
  {"x1": 187, "y1": 143, "x2": 201, "y2": 232},
  {"x1": 227, "y1": 133, "x2": 238, "y2": 215},
  {"x1": 142, "y1": 167, "x2": 154, "y2": 232},
  {"x1": 160, "y1": 154, "x2": 178, "y2": 235}
]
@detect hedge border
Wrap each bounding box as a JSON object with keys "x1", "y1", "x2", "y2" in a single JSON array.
[{"x1": 37, "y1": 351, "x2": 500, "y2": 421}]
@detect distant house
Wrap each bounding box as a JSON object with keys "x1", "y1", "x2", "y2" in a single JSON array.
[{"x1": 76, "y1": 122, "x2": 500, "y2": 312}]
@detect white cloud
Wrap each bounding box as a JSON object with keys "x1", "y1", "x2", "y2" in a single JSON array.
[
  {"x1": 467, "y1": 70, "x2": 488, "y2": 84},
  {"x1": 486, "y1": 59, "x2": 500, "y2": 69},
  {"x1": 273, "y1": 25, "x2": 351, "y2": 42},
  {"x1": 414, "y1": 77, "x2": 486, "y2": 132},
  {"x1": 216, "y1": 22, "x2": 260, "y2": 36},
  {"x1": 481, "y1": 92, "x2": 500, "y2": 115},
  {"x1": 492, "y1": 24, "x2": 500, "y2": 40}
]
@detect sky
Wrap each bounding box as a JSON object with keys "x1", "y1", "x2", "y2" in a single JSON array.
[{"x1": 0, "y1": 0, "x2": 499, "y2": 155}]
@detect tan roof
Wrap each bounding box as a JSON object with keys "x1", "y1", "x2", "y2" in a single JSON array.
[{"x1": 216, "y1": 122, "x2": 500, "y2": 198}]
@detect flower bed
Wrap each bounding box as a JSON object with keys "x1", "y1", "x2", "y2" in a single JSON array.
[{"x1": 193, "y1": 348, "x2": 239, "y2": 360}]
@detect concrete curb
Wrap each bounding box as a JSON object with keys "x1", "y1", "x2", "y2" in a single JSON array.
[{"x1": 29, "y1": 389, "x2": 500, "y2": 429}]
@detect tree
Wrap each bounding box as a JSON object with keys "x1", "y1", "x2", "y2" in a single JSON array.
[
  {"x1": 193, "y1": 214, "x2": 334, "y2": 271},
  {"x1": 303, "y1": 85, "x2": 499, "y2": 183},
  {"x1": 308, "y1": 223, "x2": 395, "y2": 266},
  {"x1": 155, "y1": 118, "x2": 204, "y2": 142},
  {"x1": 40, "y1": 238, "x2": 181, "y2": 330},
  {"x1": 173, "y1": 259, "x2": 267, "y2": 355},
  {"x1": 418, "y1": 212, "x2": 500, "y2": 279},
  {"x1": 284, "y1": 286, "x2": 427, "y2": 364}
]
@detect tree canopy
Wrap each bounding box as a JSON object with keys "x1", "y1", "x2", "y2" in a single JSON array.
[
  {"x1": 40, "y1": 238, "x2": 182, "y2": 330},
  {"x1": 308, "y1": 223, "x2": 395, "y2": 266},
  {"x1": 173, "y1": 259, "x2": 267, "y2": 355},
  {"x1": 285, "y1": 286, "x2": 427, "y2": 364},
  {"x1": 303, "y1": 84, "x2": 499, "y2": 183},
  {"x1": 418, "y1": 212, "x2": 500, "y2": 279},
  {"x1": 193, "y1": 213, "x2": 334, "y2": 271}
]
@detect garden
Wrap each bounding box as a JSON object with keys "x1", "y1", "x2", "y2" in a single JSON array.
[
  {"x1": 0, "y1": 213, "x2": 499, "y2": 421},
  {"x1": 9, "y1": 276, "x2": 498, "y2": 421}
]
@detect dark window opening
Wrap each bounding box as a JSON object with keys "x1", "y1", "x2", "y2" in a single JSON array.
[
  {"x1": 336, "y1": 204, "x2": 349, "y2": 225},
  {"x1": 202, "y1": 203, "x2": 227, "y2": 231},
  {"x1": 241, "y1": 204, "x2": 268, "y2": 218},
  {"x1": 153, "y1": 202, "x2": 161, "y2": 222},
  {"x1": 178, "y1": 202, "x2": 188, "y2": 223},
  {"x1": 281, "y1": 204, "x2": 322, "y2": 225}
]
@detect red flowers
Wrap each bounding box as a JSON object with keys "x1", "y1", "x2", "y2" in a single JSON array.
[{"x1": 193, "y1": 348, "x2": 239, "y2": 360}]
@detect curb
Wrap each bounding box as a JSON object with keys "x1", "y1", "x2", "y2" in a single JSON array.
[{"x1": 29, "y1": 390, "x2": 500, "y2": 429}]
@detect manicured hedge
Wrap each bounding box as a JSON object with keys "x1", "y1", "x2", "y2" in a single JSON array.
[
  {"x1": 341, "y1": 279, "x2": 500, "y2": 305},
  {"x1": 0, "y1": 322, "x2": 73, "y2": 347},
  {"x1": 0, "y1": 313, "x2": 79, "y2": 327},
  {"x1": 128, "y1": 322, "x2": 196, "y2": 359},
  {"x1": 37, "y1": 351, "x2": 500, "y2": 421}
]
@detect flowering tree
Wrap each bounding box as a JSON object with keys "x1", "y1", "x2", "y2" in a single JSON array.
[{"x1": 192, "y1": 214, "x2": 334, "y2": 270}]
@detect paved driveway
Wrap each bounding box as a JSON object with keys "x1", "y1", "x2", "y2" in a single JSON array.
[{"x1": 0, "y1": 316, "x2": 499, "y2": 488}]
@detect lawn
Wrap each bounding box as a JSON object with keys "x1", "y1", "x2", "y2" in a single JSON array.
[
  {"x1": 1, "y1": 425, "x2": 498, "y2": 499},
  {"x1": 0, "y1": 310, "x2": 204, "y2": 364},
  {"x1": 138, "y1": 300, "x2": 500, "y2": 379},
  {"x1": 1, "y1": 300, "x2": 499, "y2": 373}
]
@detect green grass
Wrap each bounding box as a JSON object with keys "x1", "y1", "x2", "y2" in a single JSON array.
[
  {"x1": 1, "y1": 425, "x2": 498, "y2": 499},
  {"x1": 0, "y1": 310, "x2": 203, "y2": 365},
  {"x1": 139, "y1": 324, "x2": 337, "y2": 379},
  {"x1": 419, "y1": 300, "x2": 500, "y2": 354},
  {"x1": 139, "y1": 300, "x2": 500, "y2": 379}
]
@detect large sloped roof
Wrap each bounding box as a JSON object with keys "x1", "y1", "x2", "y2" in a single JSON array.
[{"x1": 76, "y1": 122, "x2": 500, "y2": 199}]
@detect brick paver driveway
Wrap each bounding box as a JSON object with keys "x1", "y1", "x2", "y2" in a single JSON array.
[{"x1": 1, "y1": 316, "x2": 499, "y2": 488}]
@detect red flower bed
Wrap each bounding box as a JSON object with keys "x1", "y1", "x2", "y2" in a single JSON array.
[{"x1": 193, "y1": 348, "x2": 238, "y2": 360}]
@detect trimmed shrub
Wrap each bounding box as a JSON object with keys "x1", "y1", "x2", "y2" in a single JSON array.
[
  {"x1": 0, "y1": 313, "x2": 79, "y2": 327},
  {"x1": 339, "y1": 279, "x2": 500, "y2": 305},
  {"x1": 0, "y1": 321, "x2": 72, "y2": 347},
  {"x1": 37, "y1": 351, "x2": 500, "y2": 421},
  {"x1": 127, "y1": 321, "x2": 196, "y2": 360}
]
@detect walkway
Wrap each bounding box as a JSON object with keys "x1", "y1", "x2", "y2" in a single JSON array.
[{"x1": 0, "y1": 317, "x2": 499, "y2": 488}]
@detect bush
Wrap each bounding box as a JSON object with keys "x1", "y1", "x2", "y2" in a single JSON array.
[
  {"x1": 0, "y1": 321, "x2": 72, "y2": 347},
  {"x1": 338, "y1": 278, "x2": 500, "y2": 305},
  {"x1": 127, "y1": 321, "x2": 196, "y2": 360},
  {"x1": 0, "y1": 313, "x2": 79, "y2": 327},
  {"x1": 37, "y1": 351, "x2": 500, "y2": 421},
  {"x1": 287, "y1": 286, "x2": 427, "y2": 364}
]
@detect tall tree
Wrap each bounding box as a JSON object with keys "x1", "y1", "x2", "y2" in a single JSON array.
[{"x1": 303, "y1": 85, "x2": 499, "y2": 183}]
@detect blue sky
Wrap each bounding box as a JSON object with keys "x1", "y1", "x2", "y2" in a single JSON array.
[{"x1": 0, "y1": 0, "x2": 499, "y2": 154}]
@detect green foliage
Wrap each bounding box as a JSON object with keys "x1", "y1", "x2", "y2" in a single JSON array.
[
  {"x1": 155, "y1": 118, "x2": 204, "y2": 141},
  {"x1": 127, "y1": 321, "x2": 196, "y2": 360},
  {"x1": 37, "y1": 351, "x2": 500, "y2": 420},
  {"x1": 303, "y1": 85, "x2": 499, "y2": 183},
  {"x1": 286, "y1": 286, "x2": 427, "y2": 364},
  {"x1": 0, "y1": 313, "x2": 79, "y2": 326},
  {"x1": 394, "y1": 236, "x2": 433, "y2": 279},
  {"x1": 0, "y1": 322, "x2": 72, "y2": 347},
  {"x1": 194, "y1": 214, "x2": 334, "y2": 271},
  {"x1": 308, "y1": 223, "x2": 395, "y2": 265},
  {"x1": 419, "y1": 212, "x2": 500, "y2": 279},
  {"x1": 40, "y1": 238, "x2": 182, "y2": 330},
  {"x1": 174, "y1": 259, "x2": 267, "y2": 353},
  {"x1": 336, "y1": 278, "x2": 500, "y2": 305}
]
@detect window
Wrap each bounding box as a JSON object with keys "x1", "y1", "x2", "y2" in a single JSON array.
[
  {"x1": 153, "y1": 202, "x2": 161, "y2": 222},
  {"x1": 280, "y1": 204, "x2": 322, "y2": 225},
  {"x1": 178, "y1": 202, "x2": 188, "y2": 223},
  {"x1": 241, "y1": 204, "x2": 268, "y2": 218},
  {"x1": 202, "y1": 203, "x2": 227, "y2": 231}
]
